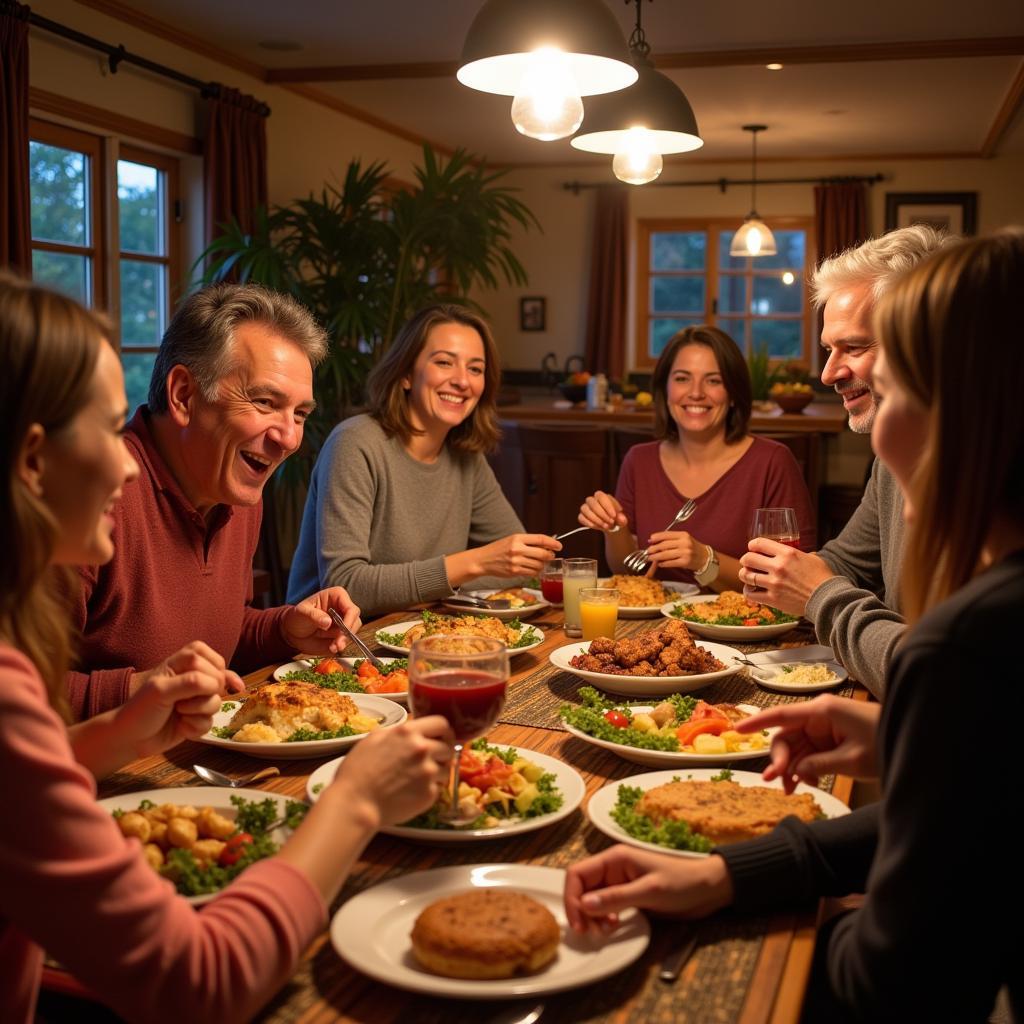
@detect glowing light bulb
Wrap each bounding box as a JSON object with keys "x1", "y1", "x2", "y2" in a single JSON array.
[
  {"x1": 782, "y1": 271, "x2": 795, "y2": 285},
  {"x1": 745, "y1": 226, "x2": 764, "y2": 255},
  {"x1": 510, "y1": 48, "x2": 584, "y2": 141},
  {"x1": 611, "y1": 127, "x2": 663, "y2": 185}
]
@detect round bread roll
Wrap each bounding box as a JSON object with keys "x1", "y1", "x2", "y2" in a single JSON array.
[{"x1": 410, "y1": 889, "x2": 560, "y2": 979}]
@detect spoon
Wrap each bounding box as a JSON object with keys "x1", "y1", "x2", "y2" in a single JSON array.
[
  {"x1": 487, "y1": 1001, "x2": 544, "y2": 1024},
  {"x1": 192, "y1": 764, "x2": 280, "y2": 788}
]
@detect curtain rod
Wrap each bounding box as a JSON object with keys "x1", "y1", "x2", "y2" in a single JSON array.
[
  {"x1": 26, "y1": 9, "x2": 271, "y2": 117},
  {"x1": 562, "y1": 173, "x2": 884, "y2": 195}
]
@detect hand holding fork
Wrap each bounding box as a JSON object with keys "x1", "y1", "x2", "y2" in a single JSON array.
[{"x1": 623, "y1": 499, "x2": 697, "y2": 574}]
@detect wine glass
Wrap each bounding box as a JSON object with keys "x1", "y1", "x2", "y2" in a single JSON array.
[
  {"x1": 747, "y1": 507, "x2": 799, "y2": 599},
  {"x1": 408, "y1": 635, "x2": 509, "y2": 820}
]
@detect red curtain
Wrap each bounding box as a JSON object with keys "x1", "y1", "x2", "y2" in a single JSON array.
[
  {"x1": 814, "y1": 181, "x2": 869, "y2": 265},
  {"x1": 583, "y1": 186, "x2": 628, "y2": 380},
  {"x1": 0, "y1": 1, "x2": 31, "y2": 274},
  {"x1": 203, "y1": 86, "x2": 268, "y2": 244}
]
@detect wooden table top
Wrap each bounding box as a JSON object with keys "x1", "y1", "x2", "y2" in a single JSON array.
[{"x1": 87, "y1": 604, "x2": 865, "y2": 1024}]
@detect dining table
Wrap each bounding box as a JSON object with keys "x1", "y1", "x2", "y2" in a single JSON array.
[{"x1": 58, "y1": 598, "x2": 869, "y2": 1024}]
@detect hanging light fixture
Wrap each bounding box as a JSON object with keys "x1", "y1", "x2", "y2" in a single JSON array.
[
  {"x1": 729, "y1": 125, "x2": 777, "y2": 257},
  {"x1": 457, "y1": 0, "x2": 637, "y2": 142},
  {"x1": 570, "y1": 0, "x2": 703, "y2": 184}
]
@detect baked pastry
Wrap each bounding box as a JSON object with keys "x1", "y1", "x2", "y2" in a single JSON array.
[
  {"x1": 410, "y1": 889, "x2": 560, "y2": 979},
  {"x1": 225, "y1": 681, "x2": 378, "y2": 742}
]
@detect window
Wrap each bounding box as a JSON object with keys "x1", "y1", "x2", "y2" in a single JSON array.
[
  {"x1": 29, "y1": 120, "x2": 181, "y2": 414},
  {"x1": 636, "y1": 218, "x2": 814, "y2": 370}
]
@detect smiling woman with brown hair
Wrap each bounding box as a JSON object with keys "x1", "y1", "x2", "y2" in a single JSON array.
[
  {"x1": 578, "y1": 325, "x2": 814, "y2": 590},
  {"x1": 288, "y1": 303, "x2": 561, "y2": 616}
]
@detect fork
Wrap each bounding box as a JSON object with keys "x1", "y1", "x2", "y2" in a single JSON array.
[
  {"x1": 622, "y1": 499, "x2": 697, "y2": 574},
  {"x1": 553, "y1": 524, "x2": 620, "y2": 542},
  {"x1": 327, "y1": 608, "x2": 388, "y2": 672}
]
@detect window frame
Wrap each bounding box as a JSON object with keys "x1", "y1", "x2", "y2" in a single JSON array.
[
  {"x1": 28, "y1": 119, "x2": 182, "y2": 362},
  {"x1": 634, "y1": 216, "x2": 816, "y2": 371}
]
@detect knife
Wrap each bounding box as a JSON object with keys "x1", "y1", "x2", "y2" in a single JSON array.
[
  {"x1": 659, "y1": 930, "x2": 699, "y2": 983},
  {"x1": 327, "y1": 607, "x2": 388, "y2": 672}
]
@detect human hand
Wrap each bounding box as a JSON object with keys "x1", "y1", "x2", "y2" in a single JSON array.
[
  {"x1": 128, "y1": 641, "x2": 244, "y2": 698},
  {"x1": 645, "y1": 530, "x2": 706, "y2": 572},
  {"x1": 472, "y1": 533, "x2": 562, "y2": 578},
  {"x1": 738, "y1": 540, "x2": 833, "y2": 615},
  {"x1": 735, "y1": 695, "x2": 882, "y2": 792},
  {"x1": 578, "y1": 490, "x2": 628, "y2": 533},
  {"x1": 564, "y1": 845, "x2": 734, "y2": 935},
  {"x1": 333, "y1": 716, "x2": 455, "y2": 826},
  {"x1": 115, "y1": 664, "x2": 226, "y2": 756},
  {"x1": 282, "y1": 587, "x2": 362, "y2": 654}
]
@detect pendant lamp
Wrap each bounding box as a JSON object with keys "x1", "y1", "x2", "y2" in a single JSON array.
[
  {"x1": 729, "y1": 125, "x2": 777, "y2": 257},
  {"x1": 457, "y1": 0, "x2": 637, "y2": 142},
  {"x1": 571, "y1": 0, "x2": 703, "y2": 184}
]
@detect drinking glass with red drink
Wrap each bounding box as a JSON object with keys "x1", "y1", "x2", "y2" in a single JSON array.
[
  {"x1": 408, "y1": 635, "x2": 509, "y2": 820},
  {"x1": 540, "y1": 558, "x2": 564, "y2": 605},
  {"x1": 746, "y1": 507, "x2": 800, "y2": 599}
]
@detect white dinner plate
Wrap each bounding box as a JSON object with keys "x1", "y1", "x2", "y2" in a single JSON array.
[
  {"x1": 442, "y1": 587, "x2": 549, "y2": 621},
  {"x1": 329, "y1": 863, "x2": 649, "y2": 998},
  {"x1": 562, "y1": 702, "x2": 772, "y2": 768},
  {"x1": 598, "y1": 578, "x2": 699, "y2": 618},
  {"x1": 273, "y1": 657, "x2": 409, "y2": 705},
  {"x1": 196, "y1": 693, "x2": 407, "y2": 760},
  {"x1": 548, "y1": 639, "x2": 742, "y2": 697},
  {"x1": 375, "y1": 619, "x2": 544, "y2": 657},
  {"x1": 587, "y1": 768, "x2": 850, "y2": 858},
  {"x1": 307, "y1": 744, "x2": 586, "y2": 842},
  {"x1": 660, "y1": 594, "x2": 800, "y2": 641},
  {"x1": 99, "y1": 786, "x2": 295, "y2": 906},
  {"x1": 746, "y1": 660, "x2": 848, "y2": 694}
]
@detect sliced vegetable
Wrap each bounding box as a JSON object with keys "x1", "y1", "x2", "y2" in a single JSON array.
[
  {"x1": 603, "y1": 709, "x2": 630, "y2": 729},
  {"x1": 675, "y1": 718, "x2": 727, "y2": 747}
]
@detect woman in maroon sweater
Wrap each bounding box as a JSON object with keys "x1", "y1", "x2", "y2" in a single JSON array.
[{"x1": 579, "y1": 326, "x2": 814, "y2": 589}]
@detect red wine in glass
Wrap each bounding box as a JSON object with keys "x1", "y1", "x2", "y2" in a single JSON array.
[
  {"x1": 540, "y1": 575, "x2": 564, "y2": 604},
  {"x1": 409, "y1": 669, "x2": 507, "y2": 743},
  {"x1": 750, "y1": 507, "x2": 800, "y2": 546}
]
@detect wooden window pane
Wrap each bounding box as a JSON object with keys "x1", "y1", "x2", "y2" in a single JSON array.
[
  {"x1": 651, "y1": 231, "x2": 706, "y2": 271},
  {"x1": 749, "y1": 230, "x2": 805, "y2": 271},
  {"x1": 752, "y1": 275, "x2": 802, "y2": 315},
  {"x1": 120, "y1": 259, "x2": 167, "y2": 347},
  {"x1": 751, "y1": 319, "x2": 802, "y2": 359},
  {"x1": 29, "y1": 141, "x2": 88, "y2": 246},
  {"x1": 650, "y1": 317, "x2": 703, "y2": 358},
  {"x1": 117, "y1": 160, "x2": 164, "y2": 256},
  {"x1": 718, "y1": 274, "x2": 747, "y2": 314},
  {"x1": 122, "y1": 352, "x2": 157, "y2": 415},
  {"x1": 32, "y1": 250, "x2": 91, "y2": 304},
  {"x1": 716, "y1": 317, "x2": 749, "y2": 349},
  {"x1": 651, "y1": 276, "x2": 704, "y2": 314}
]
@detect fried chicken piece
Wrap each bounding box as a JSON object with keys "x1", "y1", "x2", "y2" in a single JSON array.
[
  {"x1": 613, "y1": 633, "x2": 664, "y2": 667},
  {"x1": 659, "y1": 619, "x2": 696, "y2": 646},
  {"x1": 627, "y1": 660, "x2": 658, "y2": 676},
  {"x1": 658, "y1": 645, "x2": 684, "y2": 668},
  {"x1": 588, "y1": 637, "x2": 616, "y2": 655}
]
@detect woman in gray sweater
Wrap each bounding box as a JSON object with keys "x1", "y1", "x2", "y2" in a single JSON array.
[{"x1": 288, "y1": 305, "x2": 561, "y2": 616}]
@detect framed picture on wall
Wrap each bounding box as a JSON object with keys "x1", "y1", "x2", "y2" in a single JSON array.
[
  {"x1": 519, "y1": 296, "x2": 546, "y2": 332},
  {"x1": 884, "y1": 192, "x2": 977, "y2": 236}
]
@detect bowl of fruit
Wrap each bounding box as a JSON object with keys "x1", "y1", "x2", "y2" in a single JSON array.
[
  {"x1": 558, "y1": 371, "x2": 591, "y2": 404},
  {"x1": 770, "y1": 381, "x2": 814, "y2": 413}
]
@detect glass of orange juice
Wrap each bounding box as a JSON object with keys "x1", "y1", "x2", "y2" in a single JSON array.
[{"x1": 579, "y1": 587, "x2": 619, "y2": 641}]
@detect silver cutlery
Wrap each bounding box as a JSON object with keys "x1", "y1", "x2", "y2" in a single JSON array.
[
  {"x1": 192, "y1": 764, "x2": 280, "y2": 788},
  {"x1": 553, "y1": 524, "x2": 620, "y2": 542},
  {"x1": 623, "y1": 499, "x2": 697, "y2": 574},
  {"x1": 327, "y1": 607, "x2": 388, "y2": 671},
  {"x1": 487, "y1": 1001, "x2": 544, "y2": 1024},
  {"x1": 659, "y1": 929, "x2": 700, "y2": 982},
  {"x1": 447, "y1": 591, "x2": 512, "y2": 610}
]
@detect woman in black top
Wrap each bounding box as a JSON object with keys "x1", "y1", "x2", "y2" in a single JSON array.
[{"x1": 564, "y1": 230, "x2": 1024, "y2": 1022}]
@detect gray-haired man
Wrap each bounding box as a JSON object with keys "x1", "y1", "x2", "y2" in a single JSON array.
[
  {"x1": 739, "y1": 225, "x2": 952, "y2": 697},
  {"x1": 68, "y1": 283, "x2": 361, "y2": 718}
]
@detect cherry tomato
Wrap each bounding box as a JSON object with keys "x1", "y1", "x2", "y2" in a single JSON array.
[
  {"x1": 356, "y1": 660, "x2": 380, "y2": 679},
  {"x1": 218, "y1": 832, "x2": 254, "y2": 866},
  {"x1": 314, "y1": 658, "x2": 344, "y2": 675},
  {"x1": 743, "y1": 618, "x2": 761, "y2": 627},
  {"x1": 603, "y1": 709, "x2": 629, "y2": 729}
]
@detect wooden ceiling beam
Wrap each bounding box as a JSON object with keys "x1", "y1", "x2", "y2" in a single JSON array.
[
  {"x1": 264, "y1": 36, "x2": 1024, "y2": 83},
  {"x1": 980, "y1": 58, "x2": 1024, "y2": 157}
]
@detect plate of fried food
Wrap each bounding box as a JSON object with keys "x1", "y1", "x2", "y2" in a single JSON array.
[
  {"x1": 587, "y1": 768, "x2": 850, "y2": 858},
  {"x1": 100, "y1": 787, "x2": 307, "y2": 904},
  {"x1": 273, "y1": 655, "x2": 410, "y2": 704},
  {"x1": 442, "y1": 586, "x2": 549, "y2": 620},
  {"x1": 375, "y1": 610, "x2": 544, "y2": 657},
  {"x1": 549, "y1": 620, "x2": 741, "y2": 696},
  {"x1": 306, "y1": 739, "x2": 585, "y2": 841},
  {"x1": 330, "y1": 863, "x2": 650, "y2": 998},
  {"x1": 599, "y1": 576, "x2": 699, "y2": 617},
  {"x1": 197, "y1": 682, "x2": 407, "y2": 759},
  {"x1": 661, "y1": 590, "x2": 800, "y2": 640},
  {"x1": 560, "y1": 687, "x2": 772, "y2": 766}
]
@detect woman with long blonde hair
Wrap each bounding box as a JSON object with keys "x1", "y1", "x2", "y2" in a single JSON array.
[
  {"x1": 0, "y1": 274, "x2": 452, "y2": 1023},
  {"x1": 563, "y1": 231, "x2": 1024, "y2": 1021}
]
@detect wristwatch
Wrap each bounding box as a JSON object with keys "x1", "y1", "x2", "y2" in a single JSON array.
[{"x1": 694, "y1": 545, "x2": 720, "y2": 587}]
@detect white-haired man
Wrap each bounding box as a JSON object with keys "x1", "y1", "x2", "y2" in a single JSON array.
[
  {"x1": 739, "y1": 225, "x2": 952, "y2": 697},
  {"x1": 68, "y1": 284, "x2": 361, "y2": 718}
]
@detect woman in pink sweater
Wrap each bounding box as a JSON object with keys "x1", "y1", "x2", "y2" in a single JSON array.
[{"x1": 0, "y1": 274, "x2": 453, "y2": 1023}]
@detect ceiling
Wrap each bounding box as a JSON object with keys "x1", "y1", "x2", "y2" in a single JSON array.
[{"x1": 82, "y1": 0, "x2": 1024, "y2": 165}]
